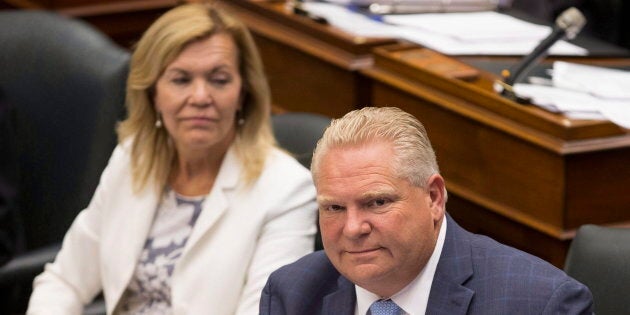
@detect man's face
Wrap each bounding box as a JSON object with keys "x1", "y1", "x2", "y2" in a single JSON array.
[{"x1": 316, "y1": 141, "x2": 444, "y2": 297}]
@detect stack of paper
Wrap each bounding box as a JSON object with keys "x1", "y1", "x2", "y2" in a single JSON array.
[
  {"x1": 302, "y1": 2, "x2": 587, "y2": 55},
  {"x1": 514, "y1": 61, "x2": 630, "y2": 129},
  {"x1": 323, "y1": 0, "x2": 499, "y2": 14}
]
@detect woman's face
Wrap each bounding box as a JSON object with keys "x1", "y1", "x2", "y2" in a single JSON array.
[{"x1": 154, "y1": 33, "x2": 243, "y2": 154}]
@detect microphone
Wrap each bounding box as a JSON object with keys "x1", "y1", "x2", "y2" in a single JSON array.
[{"x1": 496, "y1": 7, "x2": 586, "y2": 100}]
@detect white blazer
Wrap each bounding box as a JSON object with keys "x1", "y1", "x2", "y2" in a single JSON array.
[{"x1": 27, "y1": 143, "x2": 317, "y2": 315}]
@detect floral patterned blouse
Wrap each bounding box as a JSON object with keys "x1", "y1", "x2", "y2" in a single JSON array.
[{"x1": 119, "y1": 189, "x2": 205, "y2": 314}]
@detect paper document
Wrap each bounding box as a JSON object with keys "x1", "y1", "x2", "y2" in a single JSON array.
[
  {"x1": 302, "y1": 2, "x2": 401, "y2": 37},
  {"x1": 383, "y1": 11, "x2": 548, "y2": 42},
  {"x1": 552, "y1": 61, "x2": 630, "y2": 100},
  {"x1": 303, "y1": 2, "x2": 587, "y2": 56},
  {"x1": 342, "y1": 0, "x2": 498, "y2": 14},
  {"x1": 513, "y1": 62, "x2": 630, "y2": 129},
  {"x1": 322, "y1": 0, "x2": 498, "y2": 12}
]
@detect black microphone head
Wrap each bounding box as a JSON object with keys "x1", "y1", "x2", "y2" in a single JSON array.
[{"x1": 555, "y1": 7, "x2": 586, "y2": 40}]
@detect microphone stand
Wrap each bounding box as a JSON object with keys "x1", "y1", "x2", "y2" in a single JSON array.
[{"x1": 495, "y1": 7, "x2": 586, "y2": 103}]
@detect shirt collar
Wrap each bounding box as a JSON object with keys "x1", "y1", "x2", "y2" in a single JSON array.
[{"x1": 354, "y1": 216, "x2": 447, "y2": 315}]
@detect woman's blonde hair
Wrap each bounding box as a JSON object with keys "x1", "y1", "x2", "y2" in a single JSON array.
[{"x1": 117, "y1": 3, "x2": 275, "y2": 193}]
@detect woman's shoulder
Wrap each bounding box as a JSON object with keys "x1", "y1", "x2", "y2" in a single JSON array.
[
  {"x1": 246, "y1": 147, "x2": 313, "y2": 191},
  {"x1": 111, "y1": 140, "x2": 132, "y2": 158},
  {"x1": 246, "y1": 147, "x2": 315, "y2": 209},
  {"x1": 264, "y1": 147, "x2": 311, "y2": 177},
  {"x1": 102, "y1": 139, "x2": 133, "y2": 171}
]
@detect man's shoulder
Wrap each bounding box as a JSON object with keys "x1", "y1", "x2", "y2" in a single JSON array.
[
  {"x1": 468, "y1": 231, "x2": 565, "y2": 276},
  {"x1": 268, "y1": 250, "x2": 340, "y2": 287},
  {"x1": 438, "y1": 222, "x2": 592, "y2": 314},
  {"x1": 470, "y1": 235, "x2": 592, "y2": 312},
  {"x1": 262, "y1": 251, "x2": 353, "y2": 315},
  {"x1": 448, "y1": 216, "x2": 566, "y2": 276},
  {"x1": 442, "y1": 216, "x2": 584, "y2": 289},
  {"x1": 455, "y1": 224, "x2": 568, "y2": 283}
]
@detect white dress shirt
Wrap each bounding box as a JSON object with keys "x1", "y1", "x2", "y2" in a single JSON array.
[{"x1": 355, "y1": 217, "x2": 447, "y2": 315}]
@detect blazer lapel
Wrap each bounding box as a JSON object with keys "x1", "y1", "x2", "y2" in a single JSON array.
[
  {"x1": 107, "y1": 183, "x2": 159, "y2": 310},
  {"x1": 322, "y1": 277, "x2": 356, "y2": 315},
  {"x1": 184, "y1": 147, "x2": 239, "y2": 252},
  {"x1": 426, "y1": 214, "x2": 474, "y2": 315}
]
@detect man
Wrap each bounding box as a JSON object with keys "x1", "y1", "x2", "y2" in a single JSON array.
[{"x1": 260, "y1": 107, "x2": 592, "y2": 315}]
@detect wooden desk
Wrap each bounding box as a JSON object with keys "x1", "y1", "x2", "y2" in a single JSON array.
[
  {"x1": 223, "y1": 0, "x2": 395, "y2": 117},
  {"x1": 226, "y1": 0, "x2": 630, "y2": 267}
]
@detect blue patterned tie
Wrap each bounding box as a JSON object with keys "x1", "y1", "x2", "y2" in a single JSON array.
[{"x1": 368, "y1": 299, "x2": 404, "y2": 315}]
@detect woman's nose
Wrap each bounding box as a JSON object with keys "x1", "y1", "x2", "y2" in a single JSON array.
[{"x1": 189, "y1": 80, "x2": 212, "y2": 106}]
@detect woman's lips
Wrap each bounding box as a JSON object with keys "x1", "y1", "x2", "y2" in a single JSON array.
[{"x1": 181, "y1": 117, "x2": 216, "y2": 125}]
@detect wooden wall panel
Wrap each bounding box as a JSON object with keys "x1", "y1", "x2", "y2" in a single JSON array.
[
  {"x1": 254, "y1": 34, "x2": 360, "y2": 117},
  {"x1": 566, "y1": 149, "x2": 630, "y2": 227}
]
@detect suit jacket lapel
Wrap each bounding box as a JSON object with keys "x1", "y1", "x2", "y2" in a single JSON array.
[
  {"x1": 108, "y1": 183, "x2": 159, "y2": 310},
  {"x1": 322, "y1": 277, "x2": 356, "y2": 315},
  {"x1": 184, "y1": 147, "x2": 239, "y2": 252},
  {"x1": 317, "y1": 215, "x2": 475, "y2": 315},
  {"x1": 426, "y1": 214, "x2": 474, "y2": 314}
]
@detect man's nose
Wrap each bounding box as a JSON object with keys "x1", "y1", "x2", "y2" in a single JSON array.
[{"x1": 342, "y1": 208, "x2": 372, "y2": 239}]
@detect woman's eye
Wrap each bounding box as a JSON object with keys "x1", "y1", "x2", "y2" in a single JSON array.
[
  {"x1": 171, "y1": 77, "x2": 190, "y2": 85},
  {"x1": 210, "y1": 76, "x2": 231, "y2": 86}
]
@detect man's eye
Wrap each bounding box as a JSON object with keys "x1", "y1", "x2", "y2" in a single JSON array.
[
  {"x1": 368, "y1": 198, "x2": 389, "y2": 208},
  {"x1": 324, "y1": 204, "x2": 345, "y2": 212}
]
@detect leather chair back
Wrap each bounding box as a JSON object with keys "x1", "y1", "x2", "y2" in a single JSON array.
[
  {"x1": 271, "y1": 112, "x2": 331, "y2": 169},
  {"x1": 565, "y1": 224, "x2": 630, "y2": 314},
  {"x1": 0, "y1": 10, "x2": 129, "y2": 250},
  {"x1": 271, "y1": 112, "x2": 331, "y2": 251},
  {"x1": 0, "y1": 10, "x2": 129, "y2": 313}
]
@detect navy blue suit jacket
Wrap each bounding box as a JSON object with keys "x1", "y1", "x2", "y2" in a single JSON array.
[{"x1": 260, "y1": 215, "x2": 593, "y2": 315}]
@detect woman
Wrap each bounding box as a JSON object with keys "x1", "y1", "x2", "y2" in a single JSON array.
[{"x1": 27, "y1": 3, "x2": 316, "y2": 314}]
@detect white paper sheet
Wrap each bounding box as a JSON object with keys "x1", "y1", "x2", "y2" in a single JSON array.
[
  {"x1": 514, "y1": 83, "x2": 630, "y2": 129},
  {"x1": 553, "y1": 61, "x2": 630, "y2": 100},
  {"x1": 302, "y1": 2, "x2": 588, "y2": 56},
  {"x1": 383, "y1": 11, "x2": 549, "y2": 42}
]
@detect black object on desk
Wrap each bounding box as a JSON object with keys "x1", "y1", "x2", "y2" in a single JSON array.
[
  {"x1": 289, "y1": 0, "x2": 329, "y2": 25},
  {"x1": 505, "y1": 8, "x2": 630, "y2": 57},
  {"x1": 495, "y1": 6, "x2": 586, "y2": 103}
]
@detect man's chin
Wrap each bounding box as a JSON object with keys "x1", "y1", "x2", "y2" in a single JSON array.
[{"x1": 341, "y1": 263, "x2": 390, "y2": 285}]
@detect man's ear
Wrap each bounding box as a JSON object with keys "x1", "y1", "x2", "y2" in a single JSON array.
[{"x1": 426, "y1": 174, "x2": 446, "y2": 220}]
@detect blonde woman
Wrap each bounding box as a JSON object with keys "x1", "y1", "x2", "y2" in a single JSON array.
[{"x1": 27, "y1": 3, "x2": 316, "y2": 314}]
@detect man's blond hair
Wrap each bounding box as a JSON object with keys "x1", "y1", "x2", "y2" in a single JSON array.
[{"x1": 311, "y1": 107, "x2": 440, "y2": 189}]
